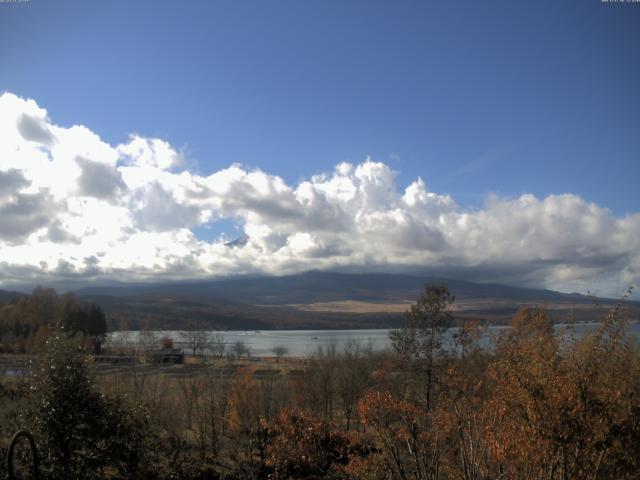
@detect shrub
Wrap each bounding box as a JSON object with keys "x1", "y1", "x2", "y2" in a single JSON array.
[{"x1": 24, "y1": 325, "x2": 157, "y2": 479}]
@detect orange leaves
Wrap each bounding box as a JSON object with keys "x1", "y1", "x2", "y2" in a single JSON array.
[
  {"x1": 483, "y1": 305, "x2": 640, "y2": 479},
  {"x1": 358, "y1": 390, "x2": 441, "y2": 480},
  {"x1": 227, "y1": 367, "x2": 258, "y2": 434},
  {"x1": 358, "y1": 390, "x2": 425, "y2": 434},
  {"x1": 359, "y1": 390, "x2": 396, "y2": 427},
  {"x1": 264, "y1": 408, "x2": 365, "y2": 479}
]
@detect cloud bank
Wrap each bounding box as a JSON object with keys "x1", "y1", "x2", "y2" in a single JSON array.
[{"x1": 0, "y1": 92, "x2": 638, "y2": 296}]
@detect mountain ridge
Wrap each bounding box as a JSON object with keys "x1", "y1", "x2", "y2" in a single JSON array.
[
  {"x1": 74, "y1": 271, "x2": 615, "y2": 305},
  {"x1": 4, "y1": 272, "x2": 634, "y2": 330},
  {"x1": 69, "y1": 272, "x2": 638, "y2": 330}
]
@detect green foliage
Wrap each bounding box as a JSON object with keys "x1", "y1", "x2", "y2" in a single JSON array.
[
  {"x1": 63, "y1": 302, "x2": 108, "y2": 354},
  {"x1": 390, "y1": 283, "x2": 454, "y2": 409},
  {"x1": 24, "y1": 325, "x2": 156, "y2": 480},
  {"x1": 390, "y1": 284, "x2": 454, "y2": 360}
]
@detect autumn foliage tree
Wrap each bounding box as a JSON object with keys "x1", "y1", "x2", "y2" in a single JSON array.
[
  {"x1": 0, "y1": 287, "x2": 62, "y2": 353},
  {"x1": 0, "y1": 288, "x2": 108, "y2": 354},
  {"x1": 356, "y1": 390, "x2": 441, "y2": 480},
  {"x1": 352, "y1": 291, "x2": 640, "y2": 480},
  {"x1": 486, "y1": 304, "x2": 640, "y2": 479},
  {"x1": 227, "y1": 367, "x2": 270, "y2": 464},
  {"x1": 265, "y1": 408, "x2": 368, "y2": 479}
]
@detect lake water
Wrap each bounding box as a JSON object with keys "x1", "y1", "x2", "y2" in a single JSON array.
[{"x1": 108, "y1": 321, "x2": 640, "y2": 357}]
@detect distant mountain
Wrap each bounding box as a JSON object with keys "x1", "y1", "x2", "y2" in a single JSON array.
[
  {"x1": 74, "y1": 272, "x2": 637, "y2": 330},
  {"x1": 77, "y1": 271, "x2": 601, "y2": 305},
  {"x1": 78, "y1": 291, "x2": 400, "y2": 331},
  {"x1": 224, "y1": 235, "x2": 250, "y2": 248},
  {"x1": 0, "y1": 289, "x2": 27, "y2": 303}
]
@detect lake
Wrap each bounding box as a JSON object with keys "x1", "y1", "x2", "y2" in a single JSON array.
[{"x1": 108, "y1": 321, "x2": 640, "y2": 358}]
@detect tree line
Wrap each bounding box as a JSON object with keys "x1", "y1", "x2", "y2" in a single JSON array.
[{"x1": 0, "y1": 287, "x2": 107, "y2": 354}]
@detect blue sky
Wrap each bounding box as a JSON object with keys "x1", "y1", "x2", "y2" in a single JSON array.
[
  {"x1": 2, "y1": 0, "x2": 638, "y2": 213},
  {"x1": 0, "y1": 0, "x2": 639, "y2": 295}
]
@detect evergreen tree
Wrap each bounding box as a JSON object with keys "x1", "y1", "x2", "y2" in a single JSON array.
[
  {"x1": 25, "y1": 325, "x2": 155, "y2": 479},
  {"x1": 390, "y1": 284, "x2": 454, "y2": 410}
]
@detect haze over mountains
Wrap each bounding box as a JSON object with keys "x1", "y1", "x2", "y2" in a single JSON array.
[
  {"x1": 63, "y1": 272, "x2": 636, "y2": 331},
  {"x1": 75, "y1": 271, "x2": 588, "y2": 304}
]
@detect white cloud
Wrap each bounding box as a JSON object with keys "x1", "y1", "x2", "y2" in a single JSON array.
[
  {"x1": 118, "y1": 135, "x2": 180, "y2": 170},
  {"x1": 0, "y1": 92, "x2": 638, "y2": 297}
]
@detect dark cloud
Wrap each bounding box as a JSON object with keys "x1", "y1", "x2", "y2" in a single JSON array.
[
  {"x1": 132, "y1": 182, "x2": 201, "y2": 231},
  {"x1": 215, "y1": 180, "x2": 303, "y2": 223},
  {"x1": 0, "y1": 169, "x2": 29, "y2": 197},
  {"x1": 0, "y1": 190, "x2": 57, "y2": 243},
  {"x1": 76, "y1": 157, "x2": 126, "y2": 200},
  {"x1": 45, "y1": 219, "x2": 81, "y2": 244},
  {"x1": 52, "y1": 259, "x2": 76, "y2": 276},
  {"x1": 16, "y1": 113, "x2": 55, "y2": 145},
  {"x1": 82, "y1": 256, "x2": 102, "y2": 276},
  {"x1": 0, "y1": 171, "x2": 57, "y2": 243},
  {"x1": 0, "y1": 262, "x2": 44, "y2": 282}
]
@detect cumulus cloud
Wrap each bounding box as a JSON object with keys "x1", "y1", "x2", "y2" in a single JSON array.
[
  {"x1": 75, "y1": 156, "x2": 126, "y2": 200},
  {"x1": 0, "y1": 168, "x2": 58, "y2": 243},
  {"x1": 0, "y1": 92, "x2": 638, "y2": 296},
  {"x1": 0, "y1": 169, "x2": 29, "y2": 197},
  {"x1": 131, "y1": 182, "x2": 202, "y2": 231},
  {"x1": 0, "y1": 189, "x2": 57, "y2": 243},
  {"x1": 17, "y1": 112, "x2": 55, "y2": 145}
]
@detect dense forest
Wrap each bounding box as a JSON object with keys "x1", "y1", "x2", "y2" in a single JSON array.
[
  {"x1": 0, "y1": 285, "x2": 639, "y2": 479},
  {"x1": 0, "y1": 287, "x2": 107, "y2": 354}
]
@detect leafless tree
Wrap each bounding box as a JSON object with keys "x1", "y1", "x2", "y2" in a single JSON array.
[
  {"x1": 177, "y1": 373, "x2": 202, "y2": 430},
  {"x1": 209, "y1": 331, "x2": 227, "y2": 358},
  {"x1": 311, "y1": 341, "x2": 338, "y2": 421},
  {"x1": 138, "y1": 329, "x2": 160, "y2": 351},
  {"x1": 336, "y1": 340, "x2": 374, "y2": 430},
  {"x1": 110, "y1": 331, "x2": 135, "y2": 354},
  {"x1": 271, "y1": 345, "x2": 288, "y2": 361},
  {"x1": 181, "y1": 329, "x2": 210, "y2": 356},
  {"x1": 231, "y1": 340, "x2": 250, "y2": 358}
]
